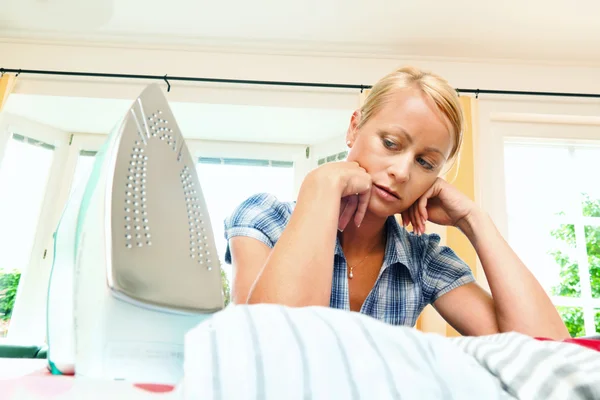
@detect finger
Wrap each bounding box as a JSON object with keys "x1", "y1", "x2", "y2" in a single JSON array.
[
  {"x1": 413, "y1": 204, "x2": 423, "y2": 235},
  {"x1": 338, "y1": 197, "x2": 349, "y2": 231},
  {"x1": 409, "y1": 205, "x2": 418, "y2": 235},
  {"x1": 422, "y1": 181, "x2": 439, "y2": 202},
  {"x1": 339, "y1": 196, "x2": 356, "y2": 231},
  {"x1": 354, "y1": 188, "x2": 371, "y2": 228},
  {"x1": 415, "y1": 199, "x2": 426, "y2": 234},
  {"x1": 400, "y1": 211, "x2": 409, "y2": 227},
  {"x1": 337, "y1": 198, "x2": 345, "y2": 231},
  {"x1": 341, "y1": 167, "x2": 371, "y2": 198},
  {"x1": 414, "y1": 206, "x2": 423, "y2": 235},
  {"x1": 418, "y1": 195, "x2": 429, "y2": 226},
  {"x1": 419, "y1": 184, "x2": 440, "y2": 232},
  {"x1": 338, "y1": 195, "x2": 358, "y2": 231}
]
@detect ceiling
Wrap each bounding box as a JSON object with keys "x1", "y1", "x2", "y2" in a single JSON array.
[
  {"x1": 2, "y1": 93, "x2": 351, "y2": 144},
  {"x1": 2, "y1": 0, "x2": 599, "y2": 144},
  {"x1": 1, "y1": 0, "x2": 599, "y2": 62}
]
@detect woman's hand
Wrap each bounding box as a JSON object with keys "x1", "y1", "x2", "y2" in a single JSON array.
[
  {"x1": 305, "y1": 161, "x2": 372, "y2": 231},
  {"x1": 401, "y1": 178, "x2": 476, "y2": 235},
  {"x1": 241, "y1": 162, "x2": 370, "y2": 308}
]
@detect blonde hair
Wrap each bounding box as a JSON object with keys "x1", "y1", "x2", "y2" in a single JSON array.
[{"x1": 358, "y1": 66, "x2": 464, "y2": 164}]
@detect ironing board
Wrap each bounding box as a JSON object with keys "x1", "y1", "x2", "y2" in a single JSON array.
[{"x1": 0, "y1": 359, "x2": 181, "y2": 399}]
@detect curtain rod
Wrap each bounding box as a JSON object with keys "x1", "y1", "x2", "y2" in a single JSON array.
[{"x1": 2, "y1": 67, "x2": 600, "y2": 99}]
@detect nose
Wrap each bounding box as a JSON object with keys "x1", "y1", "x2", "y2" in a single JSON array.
[{"x1": 387, "y1": 154, "x2": 411, "y2": 184}]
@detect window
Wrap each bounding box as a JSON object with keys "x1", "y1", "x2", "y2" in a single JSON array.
[
  {"x1": 0, "y1": 134, "x2": 55, "y2": 338},
  {"x1": 504, "y1": 141, "x2": 600, "y2": 337},
  {"x1": 195, "y1": 157, "x2": 296, "y2": 283},
  {"x1": 68, "y1": 150, "x2": 97, "y2": 198},
  {"x1": 0, "y1": 123, "x2": 301, "y2": 337},
  {"x1": 317, "y1": 150, "x2": 348, "y2": 165}
]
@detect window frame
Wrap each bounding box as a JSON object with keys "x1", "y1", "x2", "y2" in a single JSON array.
[
  {"x1": 476, "y1": 97, "x2": 600, "y2": 336},
  {"x1": 187, "y1": 138, "x2": 307, "y2": 270},
  {"x1": 186, "y1": 138, "x2": 309, "y2": 198},
  {"x1": 0, "y1": 113, "x2": 72, "y2": 344}
]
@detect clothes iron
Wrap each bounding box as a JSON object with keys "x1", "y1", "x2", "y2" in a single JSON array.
[{"x1": 46, "y1": 84, "x2": 224, "y2": 384}]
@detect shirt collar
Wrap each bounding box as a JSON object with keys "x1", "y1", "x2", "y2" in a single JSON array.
[
  {"x1": 383, "y1": 216, "x2": 418, "y2": 282},
  {"x1": 334, "y1": 216, "x2": 418, "y2": 282}
]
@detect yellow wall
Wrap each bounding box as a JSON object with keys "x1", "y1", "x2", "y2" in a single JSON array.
[
  {"x1": 413, "y1": 96, "x2": 480, "y2": 337},
  {"x1": 446, "y1": 96, "x2": 477, "y2": 273},
  {"x1": 0, "y1": 74, "x2": 18, "y2": 112},
  {"x1": 441, "y1": 96, "x2": 478, "y2": 336}
]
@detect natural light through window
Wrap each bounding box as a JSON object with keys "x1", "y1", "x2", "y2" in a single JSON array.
[
  {"x1": 196, "y1": 159, "x2": 295, "y2": 282},
  {"x1": 68, "y1": 151, "x2": 97, "y2": 199},
  {"x1": 504, "y1": 141, "x2": 600, "y2": 337},
  {"x1": 0, "y1": 134, "x2": 54, "y2": 337}
]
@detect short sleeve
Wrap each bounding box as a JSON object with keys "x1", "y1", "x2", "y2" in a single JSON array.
[
  {"x1": 420, "y1": 233, "x2": 476, "y2": 305},
  {"x1": 223, "y1": 193, "x2": 293, "y2": 264}
]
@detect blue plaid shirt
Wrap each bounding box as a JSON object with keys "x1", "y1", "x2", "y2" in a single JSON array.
[{"x1": 224, "y1": 193, "x2": 475, "y2": 327}]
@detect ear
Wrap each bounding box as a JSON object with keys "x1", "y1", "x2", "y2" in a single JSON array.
[{"x1": 345, "y1": 110, "x2": 362, "y2": 147}]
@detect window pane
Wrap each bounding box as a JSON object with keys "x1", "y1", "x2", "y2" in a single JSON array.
[
  {"x1": 0, "y1": 135, "x2": 54, "y2": 337},
  {"x1": 0, "y1": 271, "x2": 21, "y2": 339},
  {"x1": 574, "y1": 147, "x2": 600, "y2": 217},
  {"x1": 68, "y1": 151, "x2": 97, "y2": 198},
  {"x1": 573, "y1": 147, "x2": 600, "y2": 301},
  {"x1": 556, "y1": 306, "x2": 585, "y2": 338},
  {"x1": 504, "y1": 143, "x2": 576, "y2": 218},
  {"x1": 503, "y1": 142, "x2": 593, "y2": 300},
  {"x1": 581, "y1": 194, "x2": 600, "y2": 218},
  {"x1": 195, "y1": 162, "x2": 295, "y2": 284},
  {"x1": 549, "y1": 223, "x2": 581, "y2": 298},
  {"x1": 584, "y1": 225, "x2": 600, "y2": 299},
  {"x1": 595, "y1": 309, "x2": 600, "y2": 334},
  {"x1": 507, "y1": 218, "x2": 580, "y2": 297}
]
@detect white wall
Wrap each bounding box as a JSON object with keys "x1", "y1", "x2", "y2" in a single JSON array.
[{"x1": 3, "y1": 40, "x2": 600, "y2": 112}]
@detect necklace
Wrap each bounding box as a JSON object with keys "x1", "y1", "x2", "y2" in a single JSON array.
[{"x1": 346, "y1": 240, "x2": 381, "y2": 279}]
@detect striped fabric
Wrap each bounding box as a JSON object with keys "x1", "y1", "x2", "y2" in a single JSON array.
[
  {"x1": 452, "y1": 332, "x2": 600, "y2": 400},
  {"x1": 183, "y1": 304, "x2": 514, "y2": 399},
  {"x1": 184, "y1": 304, "x2": 600, "y2": 400},
  {"x1": 223, "y1": 193, "x2": 475, "y2": 327}
]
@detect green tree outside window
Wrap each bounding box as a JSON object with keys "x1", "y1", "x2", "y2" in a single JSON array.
[
  {"x1": 549, "y1": 194, "x2": 600, "y2": 337},
  {"x1": 0, "y1": 270, "x2": 21, "y2": 337},
  {"x1": 0, "y1": 268, "x2": 230, "y2": 338}
]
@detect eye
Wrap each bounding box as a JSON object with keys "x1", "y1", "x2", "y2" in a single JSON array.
[
  {"x1": 417, "y1": 157, "x2": 434, "y2": 170},
  {"x1": 382, "y1": 138, "x2": 397, "y2": 149}
]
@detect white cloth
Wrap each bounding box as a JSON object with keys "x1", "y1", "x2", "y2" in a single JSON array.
[{"x1": 183, "y1": 304, "x2": 513, "y2": 400}]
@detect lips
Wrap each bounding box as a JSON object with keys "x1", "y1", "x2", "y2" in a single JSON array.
[{"x1": 374, "y1": 184, "x2": 400, "y2": 200}]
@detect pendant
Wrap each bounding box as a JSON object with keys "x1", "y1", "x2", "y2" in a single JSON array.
[{"x1": 349, "y1": 266, "x2": 354, "y2": 279}]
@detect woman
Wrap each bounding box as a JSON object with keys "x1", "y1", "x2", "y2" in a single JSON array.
[{"x1": 223, "y1": 66, "x2": 570, "y2": 340}]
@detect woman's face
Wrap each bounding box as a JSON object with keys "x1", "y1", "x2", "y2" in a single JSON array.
[{"x1": 346, "y1": 88, "x2": 454, "y2": 217}]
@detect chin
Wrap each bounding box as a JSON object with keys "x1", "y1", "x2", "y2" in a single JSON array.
[{"x1": 367, "y1": 196, "x2": 404, "y2": 219}]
